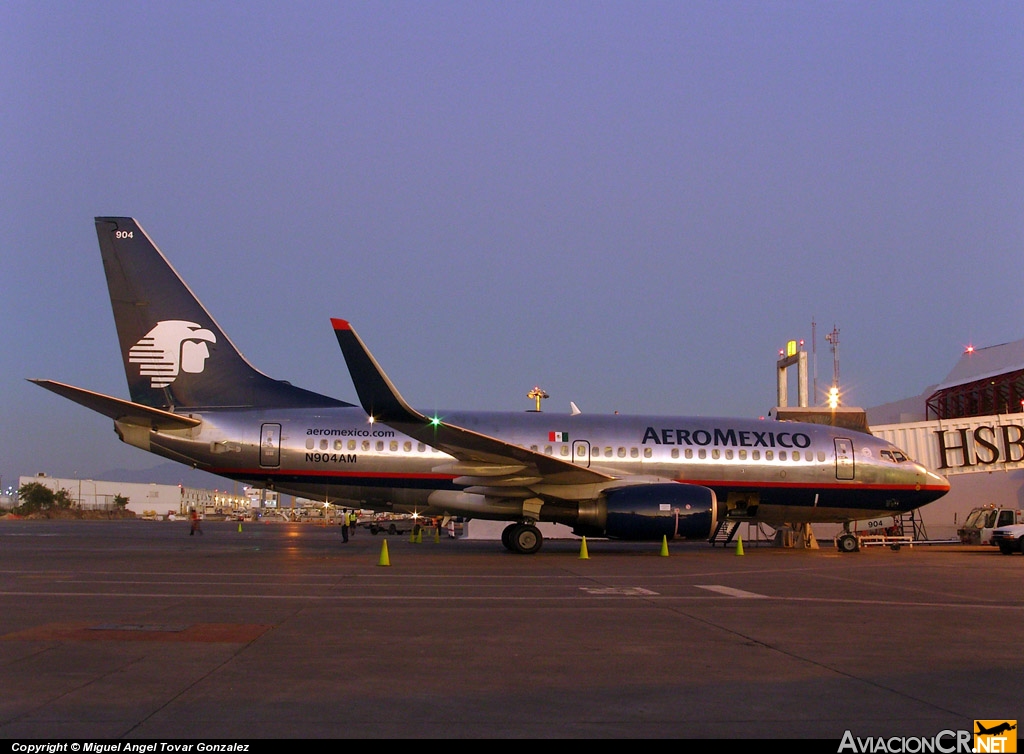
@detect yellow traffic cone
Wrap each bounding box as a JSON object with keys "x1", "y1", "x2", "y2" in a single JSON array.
[
  {"x1": 660, "y1": 535, "x2": 670, "y2": 557},
  {"x1": 416, "y1": 528, "x2": 422, "y2": 544},
  {"x1": 434, "y1": 527, "x2": 440, "y2": 544},
  {"x1": 237, "y1": 522, "x2": 242, "y2": 533},
  {"x1": 409, "y1": 529, "x2": 416, "y2": 543},
  {"x1": 378, "y1": 539, "x2": 391, "y2": 567},
  {"x1": 579, "y1": 537, "x2": 589, "y2": 559},
  {"x1": 735, "y1": 536, "x2": 744, "y2": 556}
]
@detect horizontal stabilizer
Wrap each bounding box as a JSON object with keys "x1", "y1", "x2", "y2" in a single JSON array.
[{"x1": 29, "y1": 379, "x2": 201, "y2": 430}]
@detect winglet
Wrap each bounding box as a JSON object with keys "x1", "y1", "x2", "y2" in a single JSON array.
[
  {"x1": 331, "y1": 319, "x2": 423, "y2": 423},
  {"x1": 330, "y1": 319, "x2": 614, "y2": 482}
]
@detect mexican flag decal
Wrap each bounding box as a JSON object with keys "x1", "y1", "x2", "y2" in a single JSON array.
[{"x1": 549, "y1": 431, "x2": 568, "y2": 442}]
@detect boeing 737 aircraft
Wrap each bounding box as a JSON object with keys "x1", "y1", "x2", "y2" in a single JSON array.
[{"x1": 31, "y1": 218, "x2": 949, "y2": 553}]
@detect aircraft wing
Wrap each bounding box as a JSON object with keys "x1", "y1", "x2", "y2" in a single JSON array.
[
  {"x1": 331, "y1": 319, "x2": 612, "y2": 486},
  {"x1": 29, "y1": 379, "x2": 201, "y2": 431}
]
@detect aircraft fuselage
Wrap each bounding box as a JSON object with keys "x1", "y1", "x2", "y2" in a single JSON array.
[{"x1": 124, "y1": 405, "x2": 948, "y2": 527}]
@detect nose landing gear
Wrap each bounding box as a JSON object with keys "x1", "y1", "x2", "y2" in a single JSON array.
[{"x1": 836, "y1": 533, "x2": 860, "y2": 553}]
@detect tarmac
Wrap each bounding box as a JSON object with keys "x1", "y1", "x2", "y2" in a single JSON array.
[{"x1": 0, "y1": 519, "x2": 1021, "y2": 740}]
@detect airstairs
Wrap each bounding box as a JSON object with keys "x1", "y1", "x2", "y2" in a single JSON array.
[{"x1": 709, "y1": 519, "x2": 741, "y2": 546}]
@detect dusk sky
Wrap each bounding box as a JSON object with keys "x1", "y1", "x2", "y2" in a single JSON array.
[{"x1": 3, "y1": 2, "x2": 1022, "y2": 489}]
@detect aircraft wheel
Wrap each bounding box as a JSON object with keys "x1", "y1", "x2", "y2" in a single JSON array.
[
  {"x1": 388, "y1": 524, "x2": 397, "y2": 535},
  {"x1": 837, "y1": 534, "x2": 859, "y2": 553},
  {"x1": 501, "y1": 524, "x2": 517, "y2": 552},
  {"x1": 510, "y1": 523, "x2": 543, "y2": 554}
]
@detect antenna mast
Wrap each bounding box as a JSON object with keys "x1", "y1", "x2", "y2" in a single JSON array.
[
  {"x1": 825, "y1": 324, "x2": 840, "y2": 407},
  {"x1": 812, "y1": 318, "x2": 817, "y2": 405}
]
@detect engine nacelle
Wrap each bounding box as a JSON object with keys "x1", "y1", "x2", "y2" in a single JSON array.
[{"x1": 575, "y1": 483, "x2": 717, "y2": 541}]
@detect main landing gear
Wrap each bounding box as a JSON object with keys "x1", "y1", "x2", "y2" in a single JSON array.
[{"x1": 501, "y1": 522, "x2": 543, "y2": 554}]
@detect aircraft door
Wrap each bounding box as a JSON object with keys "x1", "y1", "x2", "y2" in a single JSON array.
[
  {"x1": 572, "y1": 440, "x2": 592, "y2": 468},
  {"x1": 834, "y1": 437, "x2": 854, "y2": 480},
  {"x1": 260, "y1": 423, "x2": 282, "y2": 468}
]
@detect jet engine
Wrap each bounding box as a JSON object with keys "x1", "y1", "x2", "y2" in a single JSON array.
[{"x1": 574, "y1": 483, "x2": 716, "y2": 541}]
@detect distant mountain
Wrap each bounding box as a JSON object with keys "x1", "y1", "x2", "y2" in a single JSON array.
[{"x1": 95, "y1": 463, "x2": 234, "y2": 490}]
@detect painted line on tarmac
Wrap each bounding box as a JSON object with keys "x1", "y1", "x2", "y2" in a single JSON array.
[
  {"x1": 1, "y1": 589, "x2": 1023, "y2": 609},
  {"x1": 695, "y1": 585, "x2": 769, "y2": 598}
]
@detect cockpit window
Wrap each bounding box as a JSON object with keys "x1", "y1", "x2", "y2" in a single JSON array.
[{"x1": 881, "y1": 449, "x2": 908, "y2": 463}]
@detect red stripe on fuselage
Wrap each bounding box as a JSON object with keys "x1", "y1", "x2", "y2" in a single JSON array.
[
  {"x1": 208, "y1": 467, "x2": 455, "y2": 481},
  {"x1": 679, "y1": 478, "x2": 948, "y2": 492}
]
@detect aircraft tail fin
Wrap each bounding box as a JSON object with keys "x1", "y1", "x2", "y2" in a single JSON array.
[{"x1": 95, "y1": 217, "x2": 349, "y2": 411}]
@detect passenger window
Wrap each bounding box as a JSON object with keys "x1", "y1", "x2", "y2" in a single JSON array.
[
  {"x1": 403, "y1": 442, "x2": 412, "y2": 452},
  {"x1": 376, "y1": 441, "x2": 383, "y2": 451},
  {"x1": 671, "y1": 448, "x2": 679, "y2": 459},
  {"x1": 418, "y1": 443, "x2": 426, "y2": 452},
  {"x1": 685, "y1": 448, "x2": 693, "y2": 459},
  {"x1": 630, "y1": 448, "x2": 639, "y2": 458},
  {"x1": 306, "y1": 438, "x2": 314, "y2": 450},
  {"x1": 698, "y1": 449, "x2": 706, "y2": 459},
  {"x1": 349, "y1": 440, "x2": 356, "y2": 451},
  {"x1": 725, "y1": 449, "x2": 733, "y2": 460},
  {"x1": 643, "y1": 448, "x2": 652, "y2": 458},
  {"x1": 779, "y1": 451, "x2": 787, "y2": 461},
  {"x1": 765, "y1": 451, "x2": 773, "y2": 461},
  {"x1": 753, "y1": 450, "x2": 760, "y2": 460},
  {"x1": 712, "y1": 449, "x2": 720, "y2": 460},
  {"x1": 362, "y1": 441, "x2": 370, "y2": 451},
  {"x1": 817, "y1": 451, "x2": 825, "y2": 462},
  {"x1": 738, "y1": 450, "x2": 746, "y2": 460},
  {"x1": 335, "y1": 440, "x2": 343, "y2": 451},
  {"x1": 792, "y1": 450, "x2": 800, "y2": 461},
  {"x1": 576, "y1": 445, "x2": 586, "y2": 457},
  {"x1": 618, "y1": 447, "x2": 626, "y2": 458},
  {"x1": 320, "y1": 439, "x2": 328, "y2": 450}
]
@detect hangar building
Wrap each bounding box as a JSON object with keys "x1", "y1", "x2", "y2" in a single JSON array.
[
  {"x1": 14, "y1": 475, "x2": 249, "y2": 518},
  {"x1": 867, "y1": 337, "x2": 1024, "y2": 539}
]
